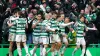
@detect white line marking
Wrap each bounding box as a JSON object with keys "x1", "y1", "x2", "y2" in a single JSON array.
[{"x1": 86, "y1": 49, "x2": 92, "y2": 56}]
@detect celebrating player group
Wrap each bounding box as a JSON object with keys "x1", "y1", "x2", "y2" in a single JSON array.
[{"x1": 7, "y1": 8, "x2": 97, "y2": 56}]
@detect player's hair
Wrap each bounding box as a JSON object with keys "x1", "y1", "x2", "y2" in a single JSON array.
[
  {"x1": 12, "y1": 7, "x2": 20, "y2": 15},
  {"x1": 79, "y1": 14, "x2": 85, "y2": 19},
  {"x1": 65, "y1": 17, "x2": 70, "y2": 21}
]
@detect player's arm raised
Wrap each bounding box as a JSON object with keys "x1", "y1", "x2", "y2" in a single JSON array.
[{"x1": 59, "y1": 22, "x2": 74, "y2": 27}]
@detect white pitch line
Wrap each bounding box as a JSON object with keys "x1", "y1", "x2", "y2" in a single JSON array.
[{"x1": 86, "y1": 49, "x2": 92, "y2": 56}]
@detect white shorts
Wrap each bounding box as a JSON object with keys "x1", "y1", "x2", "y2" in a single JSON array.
[
  {"x1": 8, "y1": 33, "x2": 16, "y2": 41},
  {"x1": 60, "y1": 33, "x2": 68, "y2": 43},
  {"x1": 40, "y1": 37, "x2": 49, "y2": 44},
  {"x1": 16, "y1": 35, "x2": 26, "y2": 42},
  {"x1": 33, "y1": 37, "x2": 40, "y2": 44},
  {"x1": 62, "y1": 37, "x2": 68, "y2": 43},
  {"x1": 76, "y1": 38, "x2": 86, "y2": 45},
  {"x1": 50, "y1": 34, "x2": 61, "y2": 43}
]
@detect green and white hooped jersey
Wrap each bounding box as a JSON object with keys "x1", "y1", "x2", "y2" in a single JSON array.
[
  {"x1": 58, "y1": 20, "x2": 65, "y2": 33},
  {"x1": 50, "y1": 19, "x2": 59, "y2": 34},
  {"x1": 40, "y1": 20, "x2": 50, "y2": 37},
  {"x1": 27, "y1": 17, "x2": 33, "y2": 23},
  {"x1": 9, "y1": 16, "x2": 17, "y2": 34},
  {"x1": 75, "y1": 21, "x2": 86, "y2": 38},
  {"x1": 32, "y1": 20, "x2": 42, "y2": 37},
  {"x1": 85, "y1": 13, "x2": 97, "y2": 22},
  {"x1": 16, "y1": 18, "x2": 27, "y2": 35}
]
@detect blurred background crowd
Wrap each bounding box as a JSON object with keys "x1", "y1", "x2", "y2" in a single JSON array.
[{"x1": 0, "y1": 0, "x2": 100, "y2": 47}]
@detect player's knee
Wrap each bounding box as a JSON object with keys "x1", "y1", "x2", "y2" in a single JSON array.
[
  {"x1": 10, "y1": 41, "x2": 13, "y2": 45},
  {"x1": 58, "y1": 42, "x2": 62, "y2": 46},
  {"x1": 77, "y1": 45, "x2": 80, "y2": 49},
  {"x1": 16, "y1": 43, "x2": 20, "y2": 47},
  {"x1": 17, "y1": 45, "x2": 20, "y2": 48},
  {"x1": 44, "y1": 44, "x2": 48, "y2": 48},
  {"x1": 82, "y1": 45, "x2": 86, "y2": 48},
  {"x1": 51, "y1": 47, "x2": 55, "y2": 52},
  {"x1": 51, "y1": 44, "x2": 56, "y2": 51},
  {"x1": 56, "y1": 42, "x2": 62, "y2": 50}
]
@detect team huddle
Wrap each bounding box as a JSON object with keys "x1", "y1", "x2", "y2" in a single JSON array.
[{"x1": 7, "y1": 9, "x2": 97, "y2": 56}]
